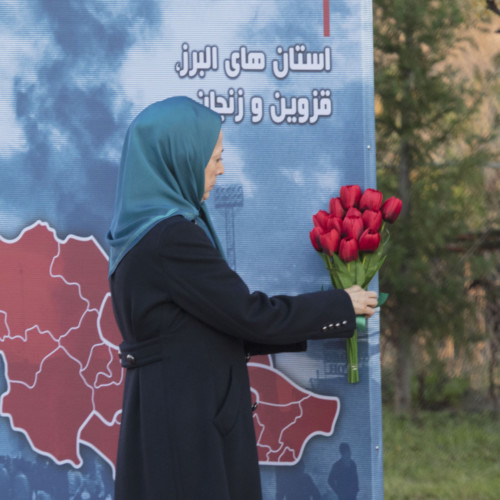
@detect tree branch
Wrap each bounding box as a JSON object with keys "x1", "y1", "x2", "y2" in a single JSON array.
[{"x1": 486, "y1": 0, "x2": 500, "y2": 17}]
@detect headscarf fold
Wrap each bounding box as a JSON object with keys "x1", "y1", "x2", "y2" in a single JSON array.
[{"x1": 106, "y1": 96, "x2": 224, "y2": 275}]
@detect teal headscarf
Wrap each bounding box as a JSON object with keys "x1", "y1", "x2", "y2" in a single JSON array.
[{"x1": 106, "y1": 96, "x2": 224, "y2": 275}]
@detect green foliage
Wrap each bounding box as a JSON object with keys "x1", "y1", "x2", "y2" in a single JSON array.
[
  {"x1": 412, "y1": 359, "x2": 471, "y2": 410},
  {"x1": 375, "y1": 0, "x2": 471, "y2": 155},
  {"x1": 373, "y1": 0, "x2": 499, "y2": 411},
  {"x1": 383, "y1": 408, "x2": 500, "y2": 499},
  {"x1": 382, "y1": 364, "x2": 471, "y2": 410}
]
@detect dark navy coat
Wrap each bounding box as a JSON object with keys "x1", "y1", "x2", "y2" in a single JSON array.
[{"x1": 110, "y1": 216, "x2": 356, "y2": 499}]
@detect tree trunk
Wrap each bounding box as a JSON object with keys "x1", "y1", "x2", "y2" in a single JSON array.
[
  {"x1": 488, "y1": 299, "x2": 500, "y2": 418},
  {"x1": 394, "y1": 330, "x2": 412, "y2": 414},
  {"x1": 398, "y1": 140, "x2": 411, "y2": 218},
  {"x1": 394, "y1": 138, "x2": 412, "y2": 414}
]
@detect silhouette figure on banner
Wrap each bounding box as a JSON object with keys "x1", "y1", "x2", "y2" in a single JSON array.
[
  {"x1": 328, "y1": 443, "x2": 359, "y2": 500},
  {"x1": 275, "y1": 460, "x2": 320, "y2": 500}
]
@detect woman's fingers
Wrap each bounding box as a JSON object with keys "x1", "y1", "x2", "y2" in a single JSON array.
[{"x1": 345, "y1": 286, "x2": 378, "y2": 317}]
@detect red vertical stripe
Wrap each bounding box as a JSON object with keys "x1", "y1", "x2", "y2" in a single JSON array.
[{"x1": 323, "y1": 0, "x2": 330, "y2": 37}]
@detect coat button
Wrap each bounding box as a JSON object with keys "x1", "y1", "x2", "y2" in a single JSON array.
[
  {"x1": 335, "y1": 323, "x2": 341, "y2": 328},
  {"x1": 322, "y1": 326, "x2": 328, "y2": 331},
  {"x1": 251, "y1": 402, "x2": 258, "y2": 412},
  {"x1": 126, "y1": 354, "x2": 136, "y2": 365},
  {"x1": 342, "y1": 320, "x2": 348, "y2": 325},
  {"x1": 328, "y1": 323, "x2": 334, "y2": 329}
]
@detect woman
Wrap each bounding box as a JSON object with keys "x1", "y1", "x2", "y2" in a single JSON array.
[{"x1": 107, "y1": 96, "x2": 377, "y2": 499}]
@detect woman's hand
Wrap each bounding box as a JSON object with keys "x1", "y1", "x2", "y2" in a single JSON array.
[{"x1": 345, "y1": 285, "x2": 378, "y2": 317}]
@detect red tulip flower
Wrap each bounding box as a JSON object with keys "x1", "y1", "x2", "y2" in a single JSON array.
[
  {"x1": 345, "y1": 207, "x2": 362, "y2": 218},
  {"x1": 319, "y1": 229, "x2": 341, "y2": 256},
  {"x1": 309, "y1": 226, "x2": 323, "y2": 251},
  {"x1": 342, "y1": 214, "x2": 364, "y2": 239},
  {"x1": 327, "y1": 216, "x2": 343, "y2": 234},
  {"x1": 362, "y1": 209, "x2": 382, "y2": 232},
  {"x1": 381, "y1": 196, "x2": 402, "y2": 223},
  {"x1": 339, "y1": 237, "x2": 359, "y2": 262},
  {"x1": 359, "y1": 229, "x2": 381, "y2": 252},
  {"x1": 359, "y1": 188, "x2": 383, "y2": 211},
  {"x1": 340, "y1": 185, "x2": 362, "y2": 209},
  {"x1": 313, "y1": 210, "x2": 330, "y2": 230},
  {"x1": 329, "y1": 197, "x2": 345, "y2": 218}
]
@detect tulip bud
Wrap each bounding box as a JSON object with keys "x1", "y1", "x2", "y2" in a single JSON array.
[
  {"x1": 340, "y1": 185, "x2": 362, "y2": 209},
  {"x1": 342, "y1": 214, "x2": 364, "y2": 239},
  {"x1": 362, "y1": 209, "x2": 382, "y2": 232},
  {"x1": 319, "y1": 229, "x2": 340, "y2": 256},
  {"x1": 329, "y1": 197, "x2": 345, "y2": 218},
  {"x1": 327, "y1": 216, "x2": 343, "y2": 234},
  {"x1": 359, "y1": 228, "x2": 381, "y2": 252},
  {"x1": 339, "y1": 237, "x2": 359, "y2": 262},
  {"x1": 313, "y1": 210, "x2": 330, "y2": 230},
  {"x1": 359, "y1": 188, "x2": 383, "y2": 211},
  {"x1": 309, "y1": 227, "x2": 323, "y2": 251},
  {"x1": 345, "y1": 207, "x2": 362, "y2": 218},
  {"x1": 381, "y1": 197, "x2": 402, "y2": 223}
]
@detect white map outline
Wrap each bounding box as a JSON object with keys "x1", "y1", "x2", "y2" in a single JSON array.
[
  {"x1": 248, "y1": 361, "x2": 340, "y2": 466},
  {"x1": 0, "y1": 221, "x2": 123, "y2": 475}
]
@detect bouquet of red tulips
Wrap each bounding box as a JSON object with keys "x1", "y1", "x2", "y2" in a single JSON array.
[{"x1": 310, "y1": 185, "x2": 402, "y2": 383}]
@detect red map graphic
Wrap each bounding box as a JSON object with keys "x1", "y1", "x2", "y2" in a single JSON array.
[
  {"x1": 249, "y1": 363, "x2": 339, "y2": 464},
  {"x1": 0, "y1": 222, "x2": 340, "y2": 472}
]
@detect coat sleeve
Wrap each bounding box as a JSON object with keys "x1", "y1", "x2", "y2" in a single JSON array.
[{"x1": 157, "y1": 217, "x2": 356, "y2": 345}]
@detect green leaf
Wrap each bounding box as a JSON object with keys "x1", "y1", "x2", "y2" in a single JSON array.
[
  {"x1": 378, "y1": 292, "x2": 389, "y2": 307},
  {"x1": 330, "y1": 253, "x2": 356, "y2": 288},
  {"x1": 355, "y1": 259, "x2": 366, "y2": 287}
]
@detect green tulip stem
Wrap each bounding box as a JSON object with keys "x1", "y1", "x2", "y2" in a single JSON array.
[
  {"x1": 318, "y1": 248, "x2": 390, "y2": 384},
  {"x1": 347, "y1": 330, "x2": 359, "y2": 384}
]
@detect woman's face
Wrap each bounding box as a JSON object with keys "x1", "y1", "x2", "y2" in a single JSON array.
[{"x1": 203, "y1": 130, "x2": 224, "y2": 201}]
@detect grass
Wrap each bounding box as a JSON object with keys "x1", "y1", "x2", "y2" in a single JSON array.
[{"x1": 383, "y1": 408, "x2": 500, "y2": 499}]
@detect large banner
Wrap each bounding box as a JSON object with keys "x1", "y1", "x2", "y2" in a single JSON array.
[{"x1": 0, "y1": 1, "x2": 382, "y2": 498}]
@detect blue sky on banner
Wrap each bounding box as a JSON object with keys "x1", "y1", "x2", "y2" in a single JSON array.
[
  {"x1": 0, "y1": 0, "x2": 375, "y2": 294},
  {"x1": 0, "y1": 0, "x2": 159, "y2": 238}
]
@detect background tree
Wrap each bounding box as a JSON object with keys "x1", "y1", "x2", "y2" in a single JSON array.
[{"x1": 373, "y1": 0, "x2": 499, "y2": 413}]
